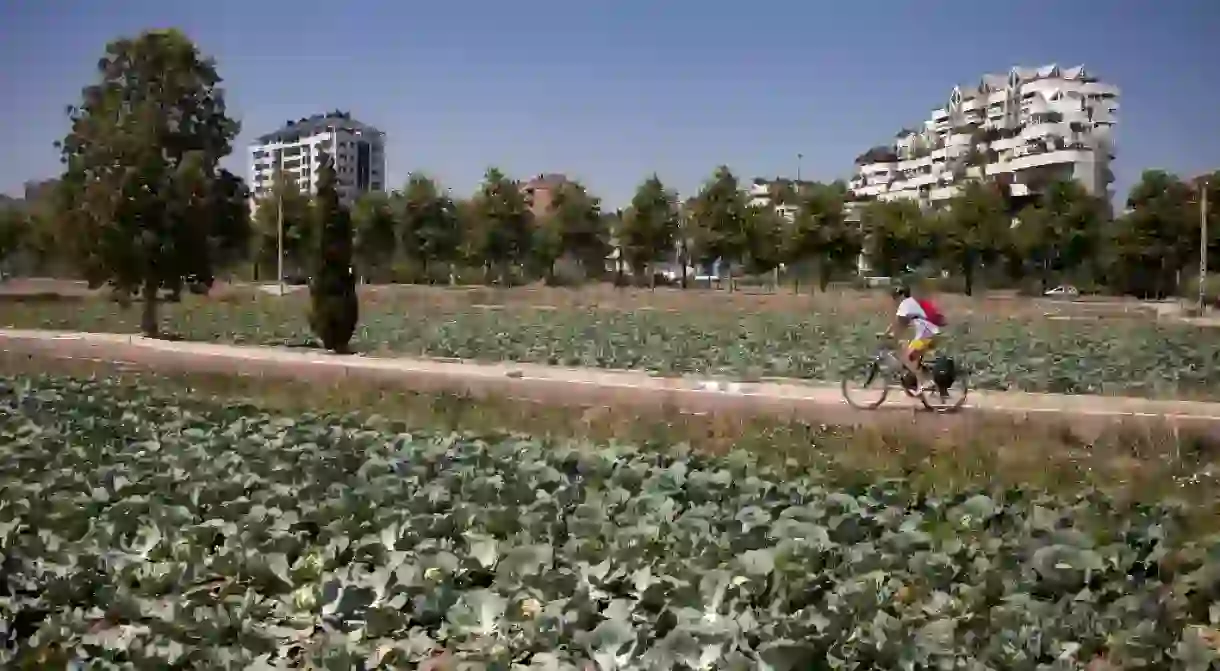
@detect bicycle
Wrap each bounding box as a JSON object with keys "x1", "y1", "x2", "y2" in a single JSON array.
[{"x1": 840, "y1": 335, "x2": 969, "y2": 413}]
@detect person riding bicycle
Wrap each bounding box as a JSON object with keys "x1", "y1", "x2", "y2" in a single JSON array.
[{"x1": 882, "y1": 285, "x2": 945, "y2": 392}]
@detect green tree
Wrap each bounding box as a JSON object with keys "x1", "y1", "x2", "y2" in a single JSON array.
[
  {"x1": 308, "y1": 153, "x2": 359, "y2": 352},
  {"x1": 601, "y1": 209, "x2": 627, "y2": 286},
  {"x1": 937, "y1": 180, "x2": 1011, "y2": 295},
  {"x1": 163, "y1": 155, "x2": 248, "y2": 297},
  {"x1": 534, "y1": 180, "x2": 606, "y2": 284},
  {"x1": 252, "y1": 169, "x2": 313, "y2": 281},
  {"x1": 743, "y1": 204, "x2": 784, "y2": 277},
  {"x1": 56, "y1": 29, "x2": 242, "y2": 336},
  {"x1": 398, "y1": 174, "x2": 461, "y2": 284},
  {"x1": 688, "y1": 166, "x2": 749, "y2": 288},
  {"x1": 0, "y1": 182, "x2": 72, "y2": 276},
  {"x1": 454, "y1": 197, "x2": 484, "y2": 279},
  {"x1": 208, "y1": 169, "x2": 252, "y2": 277},
  {"x1": 1012, "y1": 179, "x2": 1106, "y2": 291},
  {"x1": 1200, "y1": 171, "x2": 1220, "y2": 281},
  {"x1": 676, "y1": 197, "x2": 697, "y2": 288},
  {"x1": 0, "y1": 206, "x2": 27, "y2": 269},
  {"x1": 619, "y1": 175, "x2": 678, "y2": 286},
  {"x1": 351, "y1": 191, "x2": 397, "y2": 283},
  {"x1": 1105, "y1": 170, "x2": 1195, "y2": 298},
  {"x1": 470, "y1": 167, "x2": 532, "y2": 284},
  {"x1": 785, "y1": 182, "x2": 860, "y2": 291},
  {"x1": 860, "y1": 199, "x2": 929, "y2": 278}
]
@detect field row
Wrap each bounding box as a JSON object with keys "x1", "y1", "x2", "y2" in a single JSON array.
[
  {"x1": 3, "y1": 374, "x2": 1220, "y2": 667},
  {"x1": 5, "y1": 295, "x2": 1220, "y2": 398}
]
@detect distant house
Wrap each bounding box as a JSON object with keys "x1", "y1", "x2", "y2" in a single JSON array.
[{"x1": 520, "y1": 173, "x2": 569, "y2": 218}]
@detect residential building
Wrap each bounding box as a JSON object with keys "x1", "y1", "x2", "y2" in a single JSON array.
[
  {"x1": 747, "y1": 177, "x2": 818, "y2": 221},
  {"x1": 248, "y1": 111, "x2": 386, "y2": 208},
  {"x1": 521, "y1": 173, "x2": 569, "y2": 217},
  {"x1": 849, "y1": 64, "x2": 1119, "y2": 207},
  {"x1": 22, "y1": 179, "x2": 57, "y2": 203}
]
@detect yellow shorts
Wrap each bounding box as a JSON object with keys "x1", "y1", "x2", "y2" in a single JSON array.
[{"x1": 908, "y1": 337, "x2": 936, "y2": 354}]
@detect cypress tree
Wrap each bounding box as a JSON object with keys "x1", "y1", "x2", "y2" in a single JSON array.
[{"x1": 309, "y1": 153, "x2": 359, "y2": 352}]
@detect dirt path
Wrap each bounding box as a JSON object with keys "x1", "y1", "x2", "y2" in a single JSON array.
[{"x1": 4, "y1": 329, "x2": 1220, "y2": 435}]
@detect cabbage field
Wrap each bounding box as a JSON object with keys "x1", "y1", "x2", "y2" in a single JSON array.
[
  {"x1": 3, "y1": 374, "x2": 1220, "y2": 669},
  {"x1": 6, "y1": 295, "x2": 1220, "y2": 398}
]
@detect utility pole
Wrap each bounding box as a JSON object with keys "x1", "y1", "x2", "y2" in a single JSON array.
[
  {"x1": 797, "y1": 153, "x2": 803, "y2": 182},
  {"x1": 275, "y1": 149, "x2": 285, "y2": 296},
  {"x1": 276, "y1": 185, "x2": 285, "y2": 296},
  {"x1": 1200, "y1": 177, "x2": 1210, "y2": 314}
]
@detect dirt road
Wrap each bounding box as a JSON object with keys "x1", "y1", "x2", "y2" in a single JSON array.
[{"x1": 4, "y1": 328, "x2": 1220, "y2": 435}]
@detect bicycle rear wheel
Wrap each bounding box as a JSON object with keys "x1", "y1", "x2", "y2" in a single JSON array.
[
  {"x1": 841, "y1": 358, "x2": 892, "y2": 410},
  {"x1": 918, "y1": 364, "x2": 970, "y2": 413}
]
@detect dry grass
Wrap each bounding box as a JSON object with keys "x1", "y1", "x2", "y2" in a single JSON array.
[{"x1": 4, "y1": 349, "x2": 1218, "y2": 534}]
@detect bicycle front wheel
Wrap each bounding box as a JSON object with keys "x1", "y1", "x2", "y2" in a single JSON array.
[{"x1": 841, "y1": 358, "x2": 891, "y2": 410}]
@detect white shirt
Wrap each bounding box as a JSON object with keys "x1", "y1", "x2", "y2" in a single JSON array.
[{"x1": 896, "y1": 297, "x2": 940, "y2": 340}]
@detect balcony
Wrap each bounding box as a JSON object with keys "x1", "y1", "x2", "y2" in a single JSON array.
[
  {"x1": 1021, "y1": 122, "x2": 1066, "y2": 140},
  {"x1": 947, "y1": 132, "x2": 973, "y2": 147},
  {"x1": 929, "y1": 185, "x2": 961, "y2": 201},
  {"x1": 854, "y1": 183, "x2": 890, "y2": 197},
  {"x1": 1081, "y1": 82, "x2": 1120, "y2": 98},
  {"x1": 861, "y1": 164, "x2": 895, "y2": 177},
  {"x1": 986, "y1": 148, "x2": 1094, "y2": 174}
]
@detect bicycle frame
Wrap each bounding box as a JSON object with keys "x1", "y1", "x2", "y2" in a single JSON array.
[{"x1": 870, "y1": 344, "x2": 914, "y2": 385}]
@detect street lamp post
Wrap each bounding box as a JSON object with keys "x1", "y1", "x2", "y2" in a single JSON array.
[
  {"x1": 1200, "y1": 176, "x2": 1210, "y2": 314},
  {"x1": 277, "y1": 184, "x2": 284, "y2": 296},
  {"x1": 275, "y1": 152, "x2": 285, "y2": 296},
  {"x1": 797, "y1": 153, "x2": 803, "y2": 182}
]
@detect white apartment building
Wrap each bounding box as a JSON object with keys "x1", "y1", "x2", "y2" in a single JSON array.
[
  {"x1": 248, "y1": 111, "x2": 386, "y2": 208},
  {"x1": 747, "y1": 177, "x2": 814, "y2": 221},
  {"x1": 849, "y1": 64, "x2": 1119, "y2": 206}
]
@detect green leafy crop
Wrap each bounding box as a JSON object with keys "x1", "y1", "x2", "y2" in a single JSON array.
[
  {"x1": 2, "y1": 375, "x2": 1220, "y2": 668},
  {"x1": 9, "y1": 299, "x2": 1220, "y2": 399}
]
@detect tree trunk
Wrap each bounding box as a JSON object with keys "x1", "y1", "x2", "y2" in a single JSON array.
[
  {"x1": 818, "y1": 260, "x2": 832, "y2": 292},
  {"x1": 962, "y1": 260, "x2": 975, "y2": 296},
  {"x1": 448, "y1": 261, "x2": 456, "y2": 286},
  {"x1": 140, "y1": 278, "x2": 159, "y2": 338},
  {"x1": 679, "y1": 244, "x2": 689, "y2": 289},
  {"x1": 648, "y1": 262, "x2": 656, "y2": 289}
]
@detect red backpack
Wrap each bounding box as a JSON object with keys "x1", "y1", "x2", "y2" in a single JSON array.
[{"x1": 916, "y1": 298, "x2": 947, "y2": 327}]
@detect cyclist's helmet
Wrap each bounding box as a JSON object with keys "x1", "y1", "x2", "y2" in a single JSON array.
[{"x1": 892, "y1": 285, "x2": 911, "y2": 300}]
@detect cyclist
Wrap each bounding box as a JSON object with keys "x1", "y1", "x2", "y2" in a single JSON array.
[{"x1": 882, "y1": 285, "x2": 944, "y2": 392}]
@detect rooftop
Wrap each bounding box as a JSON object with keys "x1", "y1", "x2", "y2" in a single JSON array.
[
  {"x1": 951, "y1": 64, "x2": 1097, "y2": 100},
  {"x1": 522, "y1": 173, "x2": 569, "y2": 189},
  {"x1": 253, "y1": 110, "x2": 382, "y2": 145}
]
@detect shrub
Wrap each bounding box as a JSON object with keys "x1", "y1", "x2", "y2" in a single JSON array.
[{"x1": 308, "y1": 154, "x2": 359, "y2": 352}]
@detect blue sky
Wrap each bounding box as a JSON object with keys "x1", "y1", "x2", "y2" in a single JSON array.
[{"x1": 1, "y1": 0, "x2": 1218, "y2": 207}]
